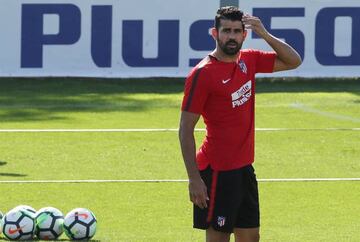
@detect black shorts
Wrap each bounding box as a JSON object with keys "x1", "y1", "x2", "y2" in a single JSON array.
[{"x1": 193, "y1": 165, "x2": 259, "y2": 233}]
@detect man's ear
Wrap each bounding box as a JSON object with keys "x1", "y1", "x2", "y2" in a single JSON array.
[
  {"x1": 211, "y1": 27, "x2": 218, "y2": 40},
  {"x1": 243, "y1": 30, "x2": 248, "y2": 39}
]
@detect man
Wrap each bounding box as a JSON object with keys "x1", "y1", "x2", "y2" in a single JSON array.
[{"x1": 179, "y1": 6, "x2": 301, "y2": 242}]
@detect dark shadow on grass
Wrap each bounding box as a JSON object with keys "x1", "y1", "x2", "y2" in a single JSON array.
[
  {"x1": 255, "y1": 77, "x2": 360, "y2": 93},
  {"x1": 0, "y1": 77, "x2": 185, "y2": 122},
  {"x1": 0, "y1": 172, "x2": 27, "y2": 177},
  {"x1": 0, "y1": 161, "x2": 25, "y2": 177},
  {"x1": 0, "y1": 77, "x2": 359, "y2": 122},
  {"x1": 0, "y1": 110, "x2": 66, "y2": 122}
]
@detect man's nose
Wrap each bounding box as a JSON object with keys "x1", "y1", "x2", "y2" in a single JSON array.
[{"x1": 228, "y1": 31, "x2": 237, "y2": 39}]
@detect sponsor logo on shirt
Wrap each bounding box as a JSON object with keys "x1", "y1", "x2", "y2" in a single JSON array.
[{"x1": 231, "y1": 80, "x2": 252, "y2": 108}]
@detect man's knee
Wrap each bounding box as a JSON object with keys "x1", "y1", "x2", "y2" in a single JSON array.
[
  {"x1": 206, "y1": 226, "x2": 231, "y2": 242},
  {"x1": 234, "y1": 227, "x2": 260, "y2": 242}
]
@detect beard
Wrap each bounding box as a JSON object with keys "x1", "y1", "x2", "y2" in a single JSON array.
[{"x1": 217, "y1": 38, "x2": 243, "y2": 56}]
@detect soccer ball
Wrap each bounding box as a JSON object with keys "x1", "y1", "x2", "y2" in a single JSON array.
[
  {"x1": 63, "y1": 208, "x2": 97, "y2": 240},
  {"x1": 2, "y1": 207, "x2": 35, "y2": 240},
  {"x1": 35, "y1": 207, "x2": 64, "y2": 240},
  {"x1": 0, "y1": 210, "x2": 3, "y2": 235},
  {"x1": 13, "y1": 205, "x2": 36, "y2": 218}
]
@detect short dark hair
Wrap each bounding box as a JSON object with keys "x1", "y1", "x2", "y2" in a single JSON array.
[{"x1": 215, "y1": 6, "x2": 244, "y2": 30}]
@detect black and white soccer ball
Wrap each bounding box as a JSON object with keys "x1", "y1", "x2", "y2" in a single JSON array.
[
  {"x1": 35, "y1": 207, "x2": 64, "y2": 240},
  {"x1": 1, "y1": 207, "x2": 35, "y2": 240},
  {"x1": 0, "y1": 210, "x2": 3, "y2": 235},
  {"x1": 13, "y1": 205, "x2": 36, "y2": 218},
  {"x1": 64, "y1": 208, "x2": 97, "y2": 240}
]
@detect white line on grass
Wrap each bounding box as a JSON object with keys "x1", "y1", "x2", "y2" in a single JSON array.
[
  {"x1": 0, "y1": 178, "x2": 359, "y2": 183},
  {"x1": 0, "y1": 128, "x2": 182, "y2": 132},
  {"x1": 290, "y1": 103, "x2": 360, "y2": 123},
  {"x1": 0, "y1": 128, "x2": 359, "y2": 132}
]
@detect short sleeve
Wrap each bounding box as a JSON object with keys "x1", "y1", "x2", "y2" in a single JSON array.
[
  {"x1": 181, "y1": 67, "x2": 209, "y2": 114},
  {"x1": 255, "y1": 50, "x2": 277, "y2": 73}
]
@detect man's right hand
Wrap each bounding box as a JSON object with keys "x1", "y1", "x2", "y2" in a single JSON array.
[{"x1": 189, "y1": 178, "x2": 209, "y2": 209}]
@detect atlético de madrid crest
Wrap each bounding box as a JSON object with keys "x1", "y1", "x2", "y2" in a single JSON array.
[
  {"x1": 239, "y1": 60, "x2": 247, "y2": 74},
  {"x1": 217, "y1": 216, "x2": 226, "y2": 227}
]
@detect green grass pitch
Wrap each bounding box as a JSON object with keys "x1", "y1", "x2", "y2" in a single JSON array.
[{"x1": 0, "y1": 77, "x2": 359, "y2": 241}]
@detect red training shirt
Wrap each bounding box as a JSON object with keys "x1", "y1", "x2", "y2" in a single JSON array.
[{"x1": 181, "y1": 49, "x2": 276, "y2": 171}]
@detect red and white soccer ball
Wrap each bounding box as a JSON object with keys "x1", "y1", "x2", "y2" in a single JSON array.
[
  {"x1": 63, "y1": 208, "x2": 97, "y2": 240},
  {"x1": 1, "y1": 207, "x2": 35, "y2": 240},
  {"x1": 35, "y1": 207, "x2": 64, "y2": 240}
]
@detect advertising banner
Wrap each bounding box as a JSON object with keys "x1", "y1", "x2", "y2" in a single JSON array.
[{"x1": 0, "y1": 0, "x2": 359, "y2": 77}]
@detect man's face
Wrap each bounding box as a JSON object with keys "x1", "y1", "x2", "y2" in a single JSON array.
[{"x1": 215, "y1": 19, "x2": 246, "y2": 56}]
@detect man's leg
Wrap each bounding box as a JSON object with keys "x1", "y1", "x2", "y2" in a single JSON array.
[
  {"x1": 206, "y1": 227, "x2": 231, "y2": 242},
  {"x1": 234, "y1": 227, "x2": 260, "y2": 242},
  {"x1": 234, "y1": 166, "x2": 260, "y2": 242}
]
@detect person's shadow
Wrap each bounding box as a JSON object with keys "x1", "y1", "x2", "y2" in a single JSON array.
[{"x1": 0, "y1": 160, "x2": 27, "y2": 177}]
